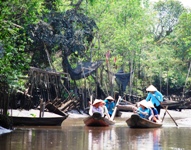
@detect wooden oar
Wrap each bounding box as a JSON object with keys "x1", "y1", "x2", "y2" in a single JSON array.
[
  {"x1": 161, "y1": 104, "x2": 178, "y2": 127},
  {"x1": 88, "y1": 95, "x2": 93, "y2": 116},
  {"x1": 90, "y1": 95, "x2": 93, "y2": 104},
  {"x1": 153, "y1": 95, "x2": 178, "y2": 127},
  {"x1": 110, "y1": 96, "x2": 121, "y2": 121},
  {"x1": 162, "y1": 106, "x2": 168, "y2": 122}
]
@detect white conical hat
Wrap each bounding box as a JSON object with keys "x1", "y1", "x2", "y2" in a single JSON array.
[
  {"x1": 147, "y1": 101, "x2": 154, "y2": 108},
  {"x1": 93, "y1": 99, "x2": 105, "y2": 106},
  {"x1": 106, "y1": 96, "x2": 114, "y2": 101},
  {"x1": 138, "y1": 100, "x2": 149, "y2": 108},
  {"x1": 146, "y1": 85, "x2": 157, "y2": 92}
]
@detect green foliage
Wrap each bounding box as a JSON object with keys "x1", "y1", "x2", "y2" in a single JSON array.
[
  {"x1": 69, "y1": 0, "x2": 191, "y2": 95},
  {"x1": 30, "y1": 113, "x2": 36, "y2": 118},
  {"x1": 174, "y1": 12, "x2": 191, "y2": 60},
  {"x1": 152, "y1": 0, "x2": 185, "y2": 41},
  {"x1": 0, "y1": 0, "x2": 44, "y2": 86},
  {"x1": 1, "y1": 0, "x2": 191, "y2": 96}
]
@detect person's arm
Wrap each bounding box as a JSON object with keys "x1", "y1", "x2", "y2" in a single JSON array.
[
  {"x1": 111, "y1": 102, "x2": 116, "y2": 113},
  {"x1": 145, "y1": 93, "x2": 151, "y2": 101},
  {"x1": 137, "y1": 107, "x2": 148, "y2": 116},
  {"x1": 148, "y1": 108, "x2": 154, "y2": 120}
]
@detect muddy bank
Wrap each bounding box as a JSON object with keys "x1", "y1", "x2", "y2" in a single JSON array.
[
  {"x1": 7, "y1": 109, "x2": 64, "y2": 118},
  {"x1": 68, "y1": 109, "x2": 191, "y2": 126},
  {"x1": 7, "y1": 108, "x2": 191, "y2": 119},
  {"x1": 6, "y1": 108, "x2": 191, "y2": 127}
]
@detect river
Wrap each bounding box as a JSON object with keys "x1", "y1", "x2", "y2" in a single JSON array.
[{"x1": 0, "y1": 112, "x2": 191, "y2": 150}]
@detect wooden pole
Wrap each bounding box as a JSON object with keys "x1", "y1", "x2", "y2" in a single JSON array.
[
  {"x1": 39, "y1": 99, "x2": 43, "y2": 118},
  {"x1": 162, "y1": 106, "x2": 168, "y2": 122},
  {"x1": 161, "y1": 105, "x2": 178, "y2": 127},
  {"x1": 110, "y1": 96, "x2": 121, "y2": 121},
  {"x1": 155, "y1": 95, "x2": 178, "y2": 127}
]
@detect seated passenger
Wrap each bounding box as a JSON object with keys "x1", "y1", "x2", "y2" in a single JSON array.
[
  {"x1": 89, "y1": 99, "x2": 110, "y2": 119},
  {"x1": 104, "y1": 96, "x2": 115, "y2": 117},
  {"x1": 135, "y1": 100, "x2": 152, "y2": 119}
]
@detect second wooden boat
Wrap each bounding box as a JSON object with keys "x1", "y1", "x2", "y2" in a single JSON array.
[
  {"x1": 126, "y1": 114, "x2": 163, "y2": 128},
  {"x1": 161, "y1": 100, "x2": 183, "y2": 110},
  {"x1": 9, "y1": 116, "x2": 68, "y2": 126},
  {"x1": 83, "y1": 112, "x2": 115, "y2": 126}
]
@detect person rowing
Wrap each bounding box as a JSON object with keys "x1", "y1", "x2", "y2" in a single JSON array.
[
  {"x1": 104, "y1": 96, "x2": 116, "y2": 117},
  {"x1": 145, "y1": 85, "x2": 164, "y2": 115}
]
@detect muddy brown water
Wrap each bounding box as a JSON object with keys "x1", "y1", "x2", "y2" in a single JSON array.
[{"x1": 1, "y1": 114, "x2": 191, "y2": 150}]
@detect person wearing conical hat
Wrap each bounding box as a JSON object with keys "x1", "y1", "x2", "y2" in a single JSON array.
[
  {"x1": 145, "y1": 85, "x2": 163, "y2": 114},
  {"x1": 136, "y1": 99, "x2": 152, "y2": 119},
  {"x1": 104, "y1": 96, "x2": 115, "y2": 116},
  {"x1": 89, "y1": 99, "x2": 110, "y2": 119}
]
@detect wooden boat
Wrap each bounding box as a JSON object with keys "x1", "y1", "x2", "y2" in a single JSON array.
[
  {"x1": 83, "y1": 112, "x2": 115, "y2": 126},
  {"x1": 126, "y1": 114, "x2": 163, "y2": 128},
  {"x1": 9, "y1": 115, "x2": 68, "y2": 126},
  {"x1": 161, "y1": 100, "x2": 183, "y2": 111},
  {"x1": 117, "y1": 104, "x2": 137, "y2": 112}
]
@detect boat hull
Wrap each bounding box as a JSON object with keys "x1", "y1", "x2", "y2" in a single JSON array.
[
  {"x1": 10, "y1": 116, "x2": 68, "y2": 126},
  {"x1": 161, "y1": 101, "x2": 183, "y2": 110},
  {"x1": 83, "y1": 113, "x2": 115, "y2": 126},
  {"x1": 126, "y1": 114, "x2": 162, "y2": 128}
]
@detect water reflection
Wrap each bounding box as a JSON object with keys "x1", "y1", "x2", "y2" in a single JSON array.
[
  {"x1": 85, "y1": 127, "x2": 118, "y2": 150},
  {"x1": 126, "y1": 128, "x2": 162, "y2": 150},
  {"x1": 0, "y1": 127, "x2": 65, "y2": 150},
  {"x1": 1, "y1": 119, "x2": 191, "y2": 150}
]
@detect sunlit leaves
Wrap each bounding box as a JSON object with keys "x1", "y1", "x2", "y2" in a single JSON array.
[
  {"x1": 0, "y1": 0, "x2": 44, "y2": 85},
  {"x1": 152, "y1": 0, "x2": 185, "y2": 42},
  {"x1": 174, "y1": 12, "x2": 191, "y2": 59}
]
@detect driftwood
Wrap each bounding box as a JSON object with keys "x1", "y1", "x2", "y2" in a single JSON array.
[
  {"x1": 59, "y1": 98, "x2": 81, "y2": 114},
  {"x1": 46, "y1": 102, "x2": 68, "y2": 117}
]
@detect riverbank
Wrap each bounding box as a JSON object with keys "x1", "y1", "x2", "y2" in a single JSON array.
[
  {"x1": 7, "y1": 108, "x2": 191, "y2": 119},
  {"x1": 68, "y1": 109, "x2": 191, "y2": 126},
  {"x1": 6, "y1": 108, "x2": 191, "y2": 126},
  {"x1": 7, "y1": 109, "x2": 65, "y2": 117}
]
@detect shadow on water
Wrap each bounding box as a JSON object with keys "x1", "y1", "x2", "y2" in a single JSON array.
[{"x1": 1, "y1": 117, "x2": 191, "y2": 150}]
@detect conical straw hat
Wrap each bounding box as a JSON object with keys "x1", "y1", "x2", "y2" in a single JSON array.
[
  {"x1": 93, "y1": 99, "x2": 105, "y2": 106},
  {"x1": 146, "y1": 85, "x2": 157, "y2": 92},
  {"x1": 105, "y1": 96, "x2": 114, "y2": 101},
  {"x1": 147, "y1": 101, "x2": 154, "y2": 108},
  {"x1": 138, "y1": 100, "x2": 149, "y2": 108}
]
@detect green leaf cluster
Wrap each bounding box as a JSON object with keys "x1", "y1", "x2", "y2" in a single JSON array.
[{"x1": 1, "y1": 0, "x2": 191, "y2": 96}]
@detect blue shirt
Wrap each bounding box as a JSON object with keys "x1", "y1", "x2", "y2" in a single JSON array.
[
  {"x1": 104, "y1": 99, "x2": 115, "y2": 116},
  {"x1": 146, "y1": 91, "x2": 163, "y2": 107},
  {"x1": 137, "y1": 107, "x2": 152, "y2": 119}
]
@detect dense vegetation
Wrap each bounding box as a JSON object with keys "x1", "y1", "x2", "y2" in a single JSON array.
[{"x1": 1, "y1": 0, "x2": 191, "y2": 99}]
